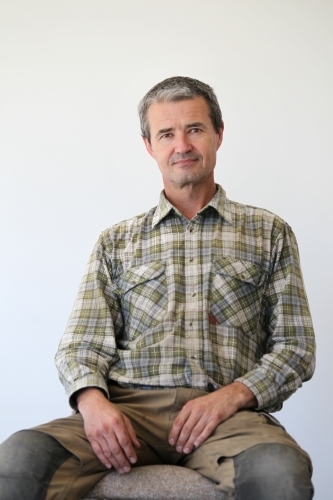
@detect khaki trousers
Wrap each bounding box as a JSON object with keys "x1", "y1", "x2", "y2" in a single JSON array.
[{"x1": 33, "y1": 386, "x2": 312, "y2": 500}]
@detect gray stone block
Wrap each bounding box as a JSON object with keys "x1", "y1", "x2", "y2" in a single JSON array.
[{"x1": 83, "y1": 464, "x2": 228, "y2": 500}]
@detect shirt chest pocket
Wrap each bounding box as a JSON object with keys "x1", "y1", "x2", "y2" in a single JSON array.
[
  {"x1": 210, "y1": 257, "x2": 265, "y2": 335},
  {"x1": 114, "y1": 262, "x2": 168, "y2": 338}
]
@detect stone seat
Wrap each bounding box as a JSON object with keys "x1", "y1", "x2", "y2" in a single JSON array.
[{"x1": 83, "y1": 464, "x2": 228, "y2": 500}]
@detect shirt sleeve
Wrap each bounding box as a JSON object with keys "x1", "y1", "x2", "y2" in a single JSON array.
[
  {"x1": 54, "y1": 234, "x2": 121, "y2": 409},
  {"x1": 235, "y1": 222, "x2": 315, "y2": 412}
]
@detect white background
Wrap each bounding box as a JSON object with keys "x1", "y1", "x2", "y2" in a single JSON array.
[{"x1": 1, "y1": 1, "x2": 332, "y2": 497}]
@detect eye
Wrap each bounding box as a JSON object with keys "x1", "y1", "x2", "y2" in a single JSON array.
[
  {"x1": 189, "y1": 127, "x2": 200, "y2": 134},
  {"x1": 160, "y1": 133, "x2": 172, "y2": 140}
]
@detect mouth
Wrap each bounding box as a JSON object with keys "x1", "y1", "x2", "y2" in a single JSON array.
[
  {"x1": 170, "y1": 152, "x2": 201, "y2": 167},
  {"x1": 172, "y1": 158, "x2": 198, "y2": 167}
]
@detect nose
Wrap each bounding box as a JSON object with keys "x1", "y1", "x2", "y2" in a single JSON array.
[{"x1": 174, "y1": 132, "x2": 192, "y2": 154}]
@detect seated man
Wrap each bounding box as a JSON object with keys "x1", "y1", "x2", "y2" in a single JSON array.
[{"x1": 0, "y1": 76, "x2": 315, "y2": 500}]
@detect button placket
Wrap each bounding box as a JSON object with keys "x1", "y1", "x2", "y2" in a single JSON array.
[{"x1": 183, "y1": 219, "x2": 203, "y2": 378}]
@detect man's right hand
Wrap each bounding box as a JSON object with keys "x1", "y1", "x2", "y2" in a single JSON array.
[{"x1": 76, "y1": 387, "x2": 140, "y2": 473}]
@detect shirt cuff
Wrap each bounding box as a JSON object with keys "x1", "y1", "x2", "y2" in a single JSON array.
[{"x1": 67, "y1": 375, "x2": 110, "y2": 411}]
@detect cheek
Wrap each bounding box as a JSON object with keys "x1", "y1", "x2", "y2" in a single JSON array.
[
  {"x1": 155, "y1": 152, "x2": 171, "y2": 170},
  {"x1": 157, "y1": 149, "x2": 172, "y2": 164}
]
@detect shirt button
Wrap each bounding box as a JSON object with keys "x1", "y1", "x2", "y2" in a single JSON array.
[
  {"x1": 189, "y1": 258, "x2": 193, "y2": 262},
  {"x1": 192, "y1": 293, "x2": 196, "y2": 297},
  {"x1": 189, "y1": 322, "x2": 193, "y2": 326}
]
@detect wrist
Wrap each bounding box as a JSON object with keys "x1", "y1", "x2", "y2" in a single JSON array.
[
  {"x1": 231, "y1": 381, "x2": 257, "y2": 409},
  {"x1": 76, "y1": 387, "x2": 106, "y2": 411}
]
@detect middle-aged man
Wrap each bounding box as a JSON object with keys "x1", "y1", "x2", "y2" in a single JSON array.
[{"x1": 0, "y1": 76, "x2": 315, "y2": 500}]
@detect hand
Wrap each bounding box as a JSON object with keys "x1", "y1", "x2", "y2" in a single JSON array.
[
  {"x1": 77, "y1": 388, "x2": 140, "y2": 473},
  {"x1": 168, "y1": 382, "x2": 256, "y2": 454}
]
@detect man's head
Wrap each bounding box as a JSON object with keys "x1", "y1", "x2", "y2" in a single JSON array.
[
  {"x1": 140, "y1": 78, "x2": 224, "y2": 197},
  {"x1": 138, "y1": 76, "x2": 223, "y2": 144}
]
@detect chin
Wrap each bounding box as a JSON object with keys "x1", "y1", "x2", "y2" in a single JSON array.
[{"x1": 172, "y1": 173, "x2": 207, "y2": 187}]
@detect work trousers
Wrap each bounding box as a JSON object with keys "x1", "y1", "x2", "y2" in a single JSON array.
[{"x1": 0, "y1": 386, "x2": 314, "y2": 500}]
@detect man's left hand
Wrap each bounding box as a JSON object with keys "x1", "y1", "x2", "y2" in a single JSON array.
[{"x1": 168, "y1": 381, "x2": 257, "y2": 454}]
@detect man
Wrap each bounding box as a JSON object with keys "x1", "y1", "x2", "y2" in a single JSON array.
[{"x1": 0, "y1": 76, "x2": 315, "y2": 499}]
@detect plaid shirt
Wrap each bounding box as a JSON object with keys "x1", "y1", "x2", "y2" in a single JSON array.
[{"x1": 55, "y1": 185, "x2": 315, "y2": 413}]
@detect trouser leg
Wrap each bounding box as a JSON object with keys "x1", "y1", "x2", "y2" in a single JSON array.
[
  {"x1": 233, "y1": 443, "x2": 314, "y2": 500},
  {"x1": 182, "y1": 409, "x2": 313, "y2": 499},
  {"x1": 32, "y1": 412, "x2": 163, "y2": 500},
  {"x1": 0, "y1": 430, "x2": 71, "y2": 500}
]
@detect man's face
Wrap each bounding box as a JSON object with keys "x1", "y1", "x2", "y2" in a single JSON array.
[{"x1": 143, "y1": 97, "x2": 223, "y2": 191}]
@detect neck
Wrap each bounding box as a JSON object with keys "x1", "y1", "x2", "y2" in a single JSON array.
[{"x1": 164, "y1": 181, "x2": 217, "y2": 220}]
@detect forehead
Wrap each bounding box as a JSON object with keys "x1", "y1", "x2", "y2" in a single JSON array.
[{"x1": 147, "y1": 97, "x2": 212, "y2": 133}]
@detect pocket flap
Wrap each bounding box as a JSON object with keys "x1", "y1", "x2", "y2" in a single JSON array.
[
  {"x1": 213, "y1": 257, "x2": 263, "y2": 286},
  {"x1": 115, "y1": 262, "x2": 166, "y2": 294}
]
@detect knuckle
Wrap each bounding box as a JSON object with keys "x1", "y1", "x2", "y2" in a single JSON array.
[
  {"x1": 174, "y1": 415, "x2": 185, "y2": 428},
  {"x1": 119, "y1": 436, "x2": 131, "y2": 448},
  {"x1": 111, "y1": 445, "x2": 123, "y2": 457},
  {"x1": 110, "y1": 416, "x2": 121, "y2": 429},
  {"x1": 189, "y1": 428, "x2": 200, "y2": 439},
  {"x1": 182, "y1": 422, "x2": 193, "y2": 434},
  {"x1": 89, "y1": 438, "x2": 100, "y2": 449}
]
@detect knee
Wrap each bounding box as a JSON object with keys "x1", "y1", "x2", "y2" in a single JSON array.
[
  {"x1": 233, "y1": 444, "x2": 314, "y2": 500},
  {"x1": 0, "y1": 430, "x2": 37, "y2": 472},
  {"x1": 0, "y1": 430, "x2": 71, "y2": 500},
  {"x1": 0, "y1": 429, "x2": 71, "y2": 473}
]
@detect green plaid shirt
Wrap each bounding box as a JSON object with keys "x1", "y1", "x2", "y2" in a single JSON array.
[{"x1": 56, "y1": 185, "x2": 315, "y2": 413}]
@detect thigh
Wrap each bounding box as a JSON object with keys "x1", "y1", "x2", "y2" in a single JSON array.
[
  {"x1": 181, "y1": 410, "x2": 313, "y2": 498},
  {"x1": 33, "y1": 411, "x2": 163, "y2": 499}
]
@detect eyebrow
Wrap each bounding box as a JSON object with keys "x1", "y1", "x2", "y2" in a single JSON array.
[
  {"x1": 186, "y1": 122, "x2": 206, "y2": 129},
  {"x1": 155, "y1": 122, "x2": 206, "y2": 139},
  {"x1": 156, "y1": 127, "x2": 173, "y2": 138}
]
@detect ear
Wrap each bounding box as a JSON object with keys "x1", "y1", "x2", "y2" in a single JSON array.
[
  {"x1": 216, "y1": 122, "x2": 224, "y2": 150},
  {"x1": 143, "y1": 137, "x2": 155, "y2": 159}
]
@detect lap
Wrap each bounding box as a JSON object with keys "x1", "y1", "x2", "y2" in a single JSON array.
[
  {"x1": 33, "y1": 388, "x2": 310, "y2": 465},
  {"x1": 19, "y1": 388, "x2": 313, "y2": 499}
]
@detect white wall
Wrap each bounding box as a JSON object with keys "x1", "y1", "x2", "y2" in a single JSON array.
[{"x1": 1, "y1": 1, "x2": 332, "y2": 497}]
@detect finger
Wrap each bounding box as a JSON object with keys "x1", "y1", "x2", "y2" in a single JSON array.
[
  {"x1": 88, "y1": 424, "x2": 133, "y2": 472},
  {"x1": 182, "y1": 416, "x2": 218, "y2": 454},
  {"x1": 104, "y1": 415, "x2": 141, "y2": 470},
  {"x1": 124, "y1": 416, "x2": 141, "y2": 451},
  {"x1": 89, "y1": 438, "x2": 113, "y2": 469},
  {"x1": 169, "y1": 403, "x2": 202, "y2": 450},
  {"x1": 103, "y1": 431, "x2": 133, "y2": 472},
  {"x1": 85, "y1": 422, "x2": 130, "y2": 472},
  {"x1": 168, "y1": 407, "x2": 191, "y2": 446},
  {"x1": 173, "y1": 413, "x2": 203, "y2": 452}
]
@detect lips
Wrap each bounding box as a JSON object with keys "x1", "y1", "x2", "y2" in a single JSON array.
[
  {"x1": 171, "y1": 154, "x2": 201, "y2": 166},
  {"x1": 173, "y1": 159, "x2": 197, "y2": 166}
]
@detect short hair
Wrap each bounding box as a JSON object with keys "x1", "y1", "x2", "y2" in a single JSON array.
[{"x1": 138, "y1": 76, "x2": 223, "y2": 143}]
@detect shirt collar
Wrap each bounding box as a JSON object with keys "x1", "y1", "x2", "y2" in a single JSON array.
[{"x1": 152, "y1": 184, "x2": 233, "y2": 228}]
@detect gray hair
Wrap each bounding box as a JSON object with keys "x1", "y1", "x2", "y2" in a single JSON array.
[{"x1": 138, "y1": 76, "x2": 223, "y2": 143}]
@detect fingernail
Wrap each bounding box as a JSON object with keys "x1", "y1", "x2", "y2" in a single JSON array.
[
  {"x1": 184, "y1": 447, "x2": 190, "y2": 454},
  {"x1": 169, "y1": 438, "x2": 175, "y2": 445},
  {"x1": 123, "y1": 466, "x2": 130, "y2": 473},
  {"x1": 176, "y1": 446, "x2": 183, "y2": 452},
  {"x1": 130, "y1": 457, "x2": 136, "y2": 464}
]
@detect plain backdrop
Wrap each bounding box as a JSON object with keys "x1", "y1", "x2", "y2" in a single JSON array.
[{"x1": 1, "y1": 1, "x2": 332, "y2": 498}]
